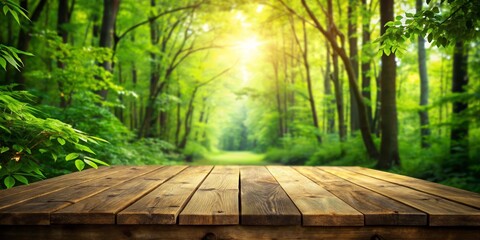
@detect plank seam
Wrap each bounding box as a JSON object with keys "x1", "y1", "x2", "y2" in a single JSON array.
[{"x1": 111, "y1": 166, "x2": 190, "y2": 224}]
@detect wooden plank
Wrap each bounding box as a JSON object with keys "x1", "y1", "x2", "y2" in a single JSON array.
[
  {"x1": 117, "y1": 166, "x2": 213, "y2": 224},
  {"x1": 295, "y1": 166, "x2": 427, "y2": 225},
  {"x1": 321, "y1": 167, "x2": 480, "y2": 226},
  {"x1": 240, "y1": 166, "x2": 301, "y2": 225},
  {"x1": 345, "y1": 166, "x2": 480, "y2": 209},
  {"x1": 0, "y1": 166, "x2": 123, "y2": 210},
  {"x1": 179, "y1": 166, "x2": 239, "y2": 225},
  {"x1": 267, "y1": 166, "x2": 363, "y2": 226},
  {"x1": 4, "y1": 225, "x2": 480, "y2": 240},
  {"x1": 50, "y1": 166, "x2": 187, "y2": 224},
  {"x1": 0, "y1": 166, "x2": 161, "y2": 225}
]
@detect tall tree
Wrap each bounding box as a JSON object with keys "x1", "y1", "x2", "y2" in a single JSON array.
[
  {"x1": 361, "y1": 0, "x2": 374, "y2": 130},
  {"x1": 13, "y1": 0, "x2": 48, "y2": 88},
  {"x1": 285, "y1": 0, "x2": 379, "y2": 158},
  {"x1": 97, "y1": 0, "x2": 120, "y2": 100},
  {"x1": 377, "y1": 0, "x2": 399, "y2": 169},
  {"x1": 57, "y1": 0, "x2": 75, "y2": 108},
  {"x1": 290, "y1": 17, "x2": 322, "y2": 143},
  {"x1": 450, "y1": 40, "x2": 469, "y2": 169},
  {"x1": 324, "y1": 44, "x2": 335, "y2": 134},
  {"x1": 348, "y1": 0, "x2": 360, "y2": 134},
  {"x1": 416, "y1": 0, "x2": 431, "y2": 148}
]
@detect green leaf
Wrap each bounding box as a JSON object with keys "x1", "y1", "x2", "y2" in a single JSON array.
[
  {"x1": 75, "y1": 160, "x2": 85, "y2": 171},
  {"x1": 57, "y1": 138, "x2": 66, "y2": 145},
  {"x1": 432, "y1": 7, "x2": 439, "y2": 13},
  {"x1": 4, "y1": 176, "x2": 15, "y2": 188},
  {"x1": 84, "y1": 156, "x2": 109, "y2": 166},
  {"x1": 65, "y1": 153, "x2": 79, "y2": 161},
  {"x1": 13, "y1": 175, "x2": 28, "y2": 185},
  {"x1": 9, "y1": 10, "x2": 19, "y2": 25},
  {"x1": 1, "y1": 51, "x2": 19, "y2": 70},
  {"x1": 0, "y1": 146, "x2": 9, "y2": 153},
  {"x1": 0, "y1": 57, "x2": 6, "y2": 70},
  {"x1": 3, "y1": 6, "x2": 9, "y2": 16},
  {"x1": 12, "y1": 144, "x2": 23, "y2": 152},
  {"x1": 52, "y1": 153, "x2": 58, "y2": 162},
  {"x1": 74, "y1": 143, "x2": 95, "y2": 154},
  {"x1": 84, "y1": 159, "x2": 98, "y2": 169},
  {"x1": 39, "y1": 148, "x2": 48, "y2": 154}
]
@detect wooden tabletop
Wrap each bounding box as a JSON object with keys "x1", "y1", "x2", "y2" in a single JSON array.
[{"x1": 1, "y1": 165, "x2": 480, "y2": 227}]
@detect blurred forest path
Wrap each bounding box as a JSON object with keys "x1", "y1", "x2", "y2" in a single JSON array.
[{"x1": 192, "y1": 152, "x2": 267, "y2": 165}]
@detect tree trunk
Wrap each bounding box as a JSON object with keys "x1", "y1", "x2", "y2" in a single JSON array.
[
  {"x1": 273, "y1": 55, "x2": 285, "y2": 139},
  {"x1": 377, "y1": 0, "x2": 400, "y2": 169},
  {"x1": 97, "y1": 0, "x2": 120, "y2": 100},
  {"x1": 348, "y1": 0, "x2": 360, "y2": 134},
  {"x1": 361, "y1": 0, "x2": 373, "y2": 130},
  {"x1": 450, "y1": 40, "x2": 469, "y2": 169},
  {"x1": 299, "y1": 0, "x2": 378, "y2": 158},
  {"x1": 57, "y1": 0, "x2": 72, "y2": 108},
  {"x1": 300, "y1": 20, "x2": 322, "y2": 143},
  {"x1": 179, "y1": 87, "x2": 198, "y2": 149},
  {"x1": 175, "y1": 86, "x2": 182, "y2": 146},
  {"x1": 416, "y1": 0, "x2": 431, "y2": 148},
  {"x1": 13, "y1": 0, "x2": 48, "y2": 89},
  {"x1": 324, "y1": 44, "x2": 335, "y2": 134}
]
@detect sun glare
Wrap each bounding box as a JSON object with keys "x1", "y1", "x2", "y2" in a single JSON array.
[{"x1": 238, "y1": 37, "x2": 262, "y2": 54}]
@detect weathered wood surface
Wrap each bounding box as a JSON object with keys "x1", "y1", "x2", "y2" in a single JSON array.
[
  {"x1": 1, "y1": 165, "x2": 480, "y2": 239},
  {"x1": 179, "y1": 166, "x2": 239, "y2": 225},
  {"x1": 240, "y1": 166, "x2": 301, "y2": 225}
]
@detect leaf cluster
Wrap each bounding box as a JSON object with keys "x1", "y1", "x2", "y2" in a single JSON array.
[
  {"x1": 379, "y1": 0, "x2": 480, "y2": 55},
  {"x1": 0, "y1": 85, "x2": 108, "y2": 189}
]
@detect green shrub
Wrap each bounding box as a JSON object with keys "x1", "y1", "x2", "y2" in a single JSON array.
[
  {"x1": 264, "y1": 137, "x2": 318, "y2": 165},
  {"x1": 0, "y1": 85, "x2": 107, "y2": 188}
]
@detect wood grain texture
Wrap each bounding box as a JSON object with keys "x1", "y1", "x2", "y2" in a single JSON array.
[
  {"x1": 240, "y1": 166, "x2": 301, "y2": 225},
  {"x1": 117, "y1": 166, "x2": 213, "y2": 224},
  {"x1": 50, "y1": 166, "x2": 187, "y2": 224},
  {"x1": 179, "y1": 166, "x2": 239, "y2": 225},
  {"x1": 267, "y1": 166, "x2": 363, "y2": 226},
  {"x1": 295, "y1": 166, "x2": 427, "y2": 225},
  {"x1": 0, "y1": 166, "x2": 122, "y2": 210},
  {"x1": 2, "y1": 225, "x2": 480, "y2": 240},
  {"x1": 0, "y1": 166, "x2": 161, "y2": 225},
  {"x1": 321, "y1": 167, "x2": 480, "y2": 226},
  {"x1": 345, "y1": 166, "x2": 480, "y2": 209}
]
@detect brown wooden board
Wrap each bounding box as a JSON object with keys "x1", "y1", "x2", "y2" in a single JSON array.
[
  {"x1": 50, "y1": 166, "x2": 187, "y2": 224},
  {"x1": 179, "y1": 166, "x2": 239, "y2": 225},
  {"x1": 3, "y1": 225, "x2": 480, "y2": 240},
  {"x1": 345, "y1": 166, "x2": 480, "y2": 209},
  {"x1": 0, "y1": 166, "x2": 161, "y2": 225},
  {"x1": 267, "y1": 166, "x2": 363, "y2": 226},
  {"x1": 0, "y1": 166, "x2": 122, "y2": 210},
  {"x1": 240, "y1": 166, "x2": 301, "y2": 225},
  {"x1": 320, "y1": 167, "x2": 480, "y2": 226},
  {"x1": 117, "y1": 166, "x2": 213, "y2": 224},
  {"x1": 295, "y1": 166, "x2": 427, "y2": 225}
]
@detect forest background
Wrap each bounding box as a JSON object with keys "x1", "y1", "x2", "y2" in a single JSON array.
[{"x1": 0, "y1": 0, "x2": 479, "y2": 192}]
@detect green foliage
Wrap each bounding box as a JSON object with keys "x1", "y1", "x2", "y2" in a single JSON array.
[
  {"x1": 306, "y1": 135, "x2": 376, "y2": 167},
  {"x1": 379, "y1": 0, "x2": 480, "y2": 55},
  {"x1": 0, "y1": 85, "x2": 107, "y2": 189},
  {"x1": 183, "y1": 140, "x2": 209, "y2": 160},
  {"x1": 264, "y1": 137, "x2": 318, "y2": 165},
  {"x1": 0, "y1": 0, "x2": 32, "y2": 71},
  {"x1": 113, "y1": 138, "x2": 179, "y2": 165}
]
